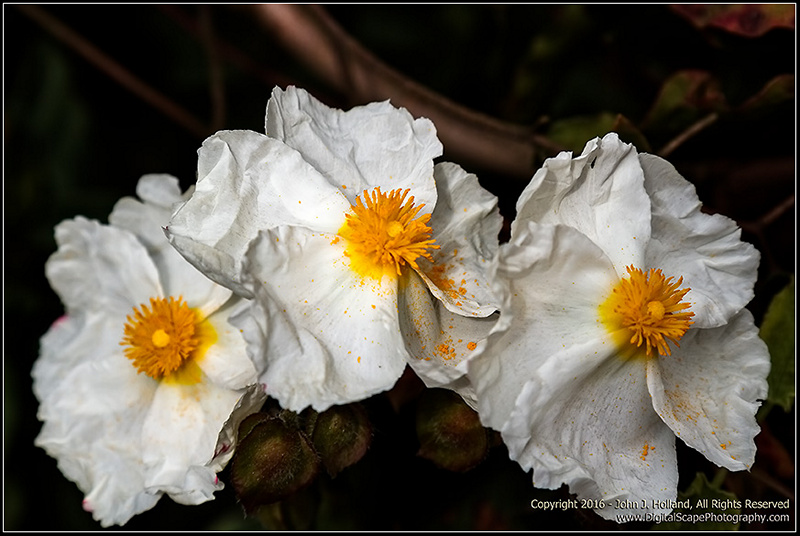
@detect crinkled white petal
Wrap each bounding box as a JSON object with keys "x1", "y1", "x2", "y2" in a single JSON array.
[
  {"x1": 647, "y1": 308, "x2": 770, "y2": 471},
  {"x1": 512, "y1": 132, "x2": 651, "y2": 276},
  {"x1": 34, "y1": 311, "x2": 128, "y2": 403},
  {"x1": 109, "y1": 174, "x2": 183, "y2": 247},
  {"x1": 110, "y1": 175, "x2": 232, "y2": 318},
  {"x1": 46, "y1": 217, "x2": 162, "y2": 316},
  {"x1": 398, "y1": 269, "x2": 497, "y2": 405},
  {"x1": 135, "y1": 173, "x2": 185, "y2": 209},
  {"x1": 233, "y1": 225, "x2": 408, "y2": 411},
  {"x1": 504, "y1": 352, "x2": 678, "y2": 520},
  {"x1": 209, "y1": 384, "x2": 268, "y2": 471},
  {"x1": 266, "y1": 85, "x2": 442, "y2": 209},
  {"x1": 140, "y1": 376, "x2": 251, "y2": 504},
  {"x1": 197, "y1": 297, "x2": 260, "y2": 391},
  {"x1": 34, "y1": 350, "x2": 157, "y2": 527},
  {"x1": 640, "y1": 154, "x2": 760, "y2": 328},
  {"x1": 167, "y1": 129, "x2": 351, "y2": 297},
  {"x1": 416, "y1": 162, "x2": 502, "y2": 317},
  {"x1": 468, "y1": 221, "x2": 619, "y2": 431}
]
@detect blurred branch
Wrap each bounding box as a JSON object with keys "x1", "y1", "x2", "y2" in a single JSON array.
[
  {"x1": 749, "y1": 468, "x2": 796, "y2": 501},
  {"x1": 158, "y1": 5, "x2": 297, "y2": 100},
  {"x1": 17, "y1": 4, "x2": 209, "y2": 139},
  {"x1": 251, "y1": 4, "x2": 564, "y2": 179},
  {"x1": 657, "y1": 112, "x2": 719, "y2": 158},
  {"x1": 199, "y1": 6, "x2": 226, "y2": 132},
  {"x1": 757, "y1": 194, "x2": 795, "y2": 228}
]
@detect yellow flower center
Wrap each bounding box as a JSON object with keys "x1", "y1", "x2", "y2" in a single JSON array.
[
  {"x1": 600, "y1": 266, "x2": 695, "y2": 357},
  {"x1": 120, "y1": 296, "x2": 216, "y2": 381},
  {"x1": 338, "y1": 187, "x2": 439, "y2": 279}
]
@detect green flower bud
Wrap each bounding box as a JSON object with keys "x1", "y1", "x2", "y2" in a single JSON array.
[
  {"x1": 311, "y1": 403, "x2": 372, "y2": 477},
  {"x1": 230, "y1": 414, "x2": 321, "y2": 514},
  {"x1": 416, "y1": 388, "x2": 488, "y2": 472}
]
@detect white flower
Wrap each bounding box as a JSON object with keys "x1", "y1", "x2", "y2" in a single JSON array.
[
  {"x1": 468, "y1": 133, "x2": 770, "y2": 519},
  {"x1": 33, "y1": 175, "x2": 266, "y2": 527},
  {"x1": 166, "y1": 86, "x2": 502, "y2": 412}
]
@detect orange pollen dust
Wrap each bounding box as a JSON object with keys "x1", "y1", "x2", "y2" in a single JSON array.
[
  {"x1": 338, "y1": 187, "x2": 439, "y2": 278},
  {"x1": 120, "y1": 296, "x2": 201, "y2": 379},
  {"x1": 602, "y1": 265, "x2": 695, "y2": 357}
]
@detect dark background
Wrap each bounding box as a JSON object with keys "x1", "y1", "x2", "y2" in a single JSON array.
[{"x1": 4, "y1": 4, "x2": 795, "y2": 531}]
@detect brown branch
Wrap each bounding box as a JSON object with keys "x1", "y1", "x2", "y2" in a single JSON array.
[
  {"x1": 759, "y1": 194, "x2": 794, "y2": 228},
  {"x1": 17, "y1": 4, "x2": 209, "y2": 139},
  {"x1": 199, "y1": 6, "x2": 226, "y2": 132},
  {"x1": 251, "y1": 4, "x2": 564, "y2": 179},
  {"x1": 159, "y1": 5, "x2": 298, "y2": 93},
  {"x1": 657, "y1": 112, "x2": 719, "y2": 158}
]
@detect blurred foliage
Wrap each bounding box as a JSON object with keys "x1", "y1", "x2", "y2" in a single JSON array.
[
  {"x1": 3, "y1": 4, "x2": 794, "y2": 531},
  {"x1": 653, "y1": 472, "x2": 742, "y2": 530},
  {"x1": 760, "y1": 277, "x2": 796, "y2": 413},
  {"x1": 670, "y1": 4, "x2": 796, "y2": 37}
]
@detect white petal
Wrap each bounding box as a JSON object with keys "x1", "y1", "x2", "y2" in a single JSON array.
[
  {"x1": 196, "y1": 297, "x2": 259, "y2": 390},
  {"x1": 46, "y1": 217, "x2": 161, "y2": 316},
  {"x1": 468, "y1": 221, "x2": 619, "y2": 431},
  {"x1": 417, "y1": 162, "x2": 502, "y2": 317},
  {"x1": 512, "y1": 132, "x2": 651, "y2": 275},
  {"x1": 505, "y1": 354, "x2": 678, "y2": 520},
  {"x1": 141, "y1": 378, "x2": 244, "y2": 505},
  {"x1": 234, "y1": 225, "x2": 408, "y2": 411},
  {"x1": 108, "y1": 174, "x2": 180, "y2": 251},
  {"x1": 398, "y1": 269, "x2": 497, "y2": 403},
  {"x1": 209, "y1": 383, "x2": 268, "y2": 470},
  {"x1": 166, "y1": 129, "x2": 351, "y2": 296},
  {"x1": 34, "y1": 312, "x2": 129, "y2": 402},
  {"x1": 134, "y1": 173, "x2": 184, "y2": 209},
  {"x1": 109, "y1": 176, "x2": 232, "y2": 317},
  {"x1": 266, "y1": 86, "x2": 441, "y2": 209},
  {"x1": 640, "y1": 154, "x2": 760, "y2": 328},
  {"x1": 647, "y1": 308, "x2": 770, "y2": 471},
  {"x1": 33, "y1": 351, "x2": 158, "y2": 527}
]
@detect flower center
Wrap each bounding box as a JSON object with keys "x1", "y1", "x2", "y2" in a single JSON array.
[
  {"x1": 120, "y1": 296, "x2": 215, "y2": 380},
  {"x1": 338, "y1": 187, "x2": 439, "y2": 279},
  {"x1": 600, "y1": 266, "x2": 695, "y2": 357}
]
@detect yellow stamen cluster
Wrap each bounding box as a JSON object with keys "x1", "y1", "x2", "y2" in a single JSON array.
[
  {"x1": 602, "y1": 266, "x2": 695, "y2": 357},
  {"x1": 120, "y1": 296, "x2": 200, "y2": 379},
  {"x1": 339, "y1": 187, "x2": 439, "y2": 279}
]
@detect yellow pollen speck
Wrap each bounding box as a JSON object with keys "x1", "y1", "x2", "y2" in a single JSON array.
[
  {"x1": 467, "y1": 341, "x2": 477, "y2": 351},
  {"x1": 338, "y1": 187, "x2": 439, "y2": 279},
  {"x1": 120, "y1": 296, "x2": 216, "y2": 382},
  {"x1": 599, "y1": 266, "x2": 694, "y2": 357}
]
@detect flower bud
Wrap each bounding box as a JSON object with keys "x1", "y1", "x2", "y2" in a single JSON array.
[
  {"x1": 311, "y1": 403, "x2": 372, "y2": 476},
  {"x1": 416, "y1": 388, "x2": 488, "y2": 472},
  {"x1": 230, "y1": 413, "x2": 320, "y2": 514}
]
